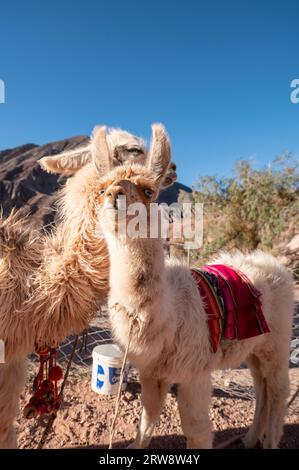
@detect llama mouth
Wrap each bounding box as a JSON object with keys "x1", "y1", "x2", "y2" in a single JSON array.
[{"x1": 104, "y1": 201, "x2": 117, "y2": 211}]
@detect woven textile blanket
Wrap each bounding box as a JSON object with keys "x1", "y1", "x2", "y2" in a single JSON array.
[{"x1": 191, "y1": 264, "x2": 270, "y2": 353}]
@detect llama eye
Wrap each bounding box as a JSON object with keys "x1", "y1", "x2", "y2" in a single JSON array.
[
  {"x1": 99, "y1": 189, "x2": 106, "y2": 196},
  {"x1": 127, "y1": 147, "x2": 143, "y2": 157},
  {"x1": 144, "y1": 188, "x2": 153, "y2": 198}
]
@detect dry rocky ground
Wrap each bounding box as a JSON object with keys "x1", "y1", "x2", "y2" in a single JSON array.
[{"x1": 16, "y1": 365, "x2": 299, "y2": 450}]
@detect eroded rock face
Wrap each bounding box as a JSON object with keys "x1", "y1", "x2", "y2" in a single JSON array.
[{"x1": 0, "y1": 136, "x2": 89, "y2": 226}]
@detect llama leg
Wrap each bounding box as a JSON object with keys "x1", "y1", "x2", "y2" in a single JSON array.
[
  {"x1": 243, "y1": 355, "x2": 267, "y2": 448},
  {"x1": 0, "y1": 359, "x2": 27, "y2": 449},
  {"x1": 129, "y1": 376, "x2": 170, "y2": 449},
  {"x1": 262, "y1": 361, "x2": 289, "y2": 449},
  {"x1": 177, "y1": 374, "x2": 212, "y2": 449}
]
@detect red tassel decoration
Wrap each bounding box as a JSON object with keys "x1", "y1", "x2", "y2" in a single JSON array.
[{"x1": 23, "y1": 348, "x2": 64, "y2": 419}]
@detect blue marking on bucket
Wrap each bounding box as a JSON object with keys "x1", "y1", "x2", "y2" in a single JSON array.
[
  {"x1": 96, "y1": 364, "x2": 105, "y2": 389},
  {"x1": 109, "y1": 367, "x2": 121, "y2": 385}
]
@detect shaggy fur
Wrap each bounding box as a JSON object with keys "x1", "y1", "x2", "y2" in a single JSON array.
[
  {"x1": 0, "y1": 211, "x2": 40, "y2": 448},
  {"x1": 97, "y1": 124, "x2": 294, "y2": 449},
  {"x1": 0, "y1": 127, "x2": 177, "y2": 448}
]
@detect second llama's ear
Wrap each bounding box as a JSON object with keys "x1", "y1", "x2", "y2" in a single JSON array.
[
  {"x1": 91, "y1": 126, "x2": 112, "y2": 174},
  {"x1": 147, "y1": 124, "x2": 171, "y2": 185},
  {"x1": 39, "y1": 148, "x2": 91, "y2": 174}
]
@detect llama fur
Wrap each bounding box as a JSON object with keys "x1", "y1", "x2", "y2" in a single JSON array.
[
  {"x1": 0, "y1": 127, "x2": 177, "y2": 448},
  {"x1": 96, "y1": 124, "x2": 294, "y2": 449}
]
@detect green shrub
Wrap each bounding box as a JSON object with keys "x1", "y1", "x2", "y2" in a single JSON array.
[{"x1": 192, "y1": 152, "x2": 299, "y2": 262}]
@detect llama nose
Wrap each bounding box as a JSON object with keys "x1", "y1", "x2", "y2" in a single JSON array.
[{"x1": 106, "y1": 188, "x2": 125, "y2": 208}]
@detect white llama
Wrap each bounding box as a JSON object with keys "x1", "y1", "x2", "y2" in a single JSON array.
[{"x1": 94, "y1": 124, "x2": 294, "y2": 449}]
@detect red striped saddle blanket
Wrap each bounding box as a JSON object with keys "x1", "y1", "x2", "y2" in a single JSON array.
[{"x1": 191, "y1": 264, "x2": 270, "y2": 353}]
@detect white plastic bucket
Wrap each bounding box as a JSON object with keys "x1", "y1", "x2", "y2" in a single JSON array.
[{"x1": 91, "y1": 343, "x2": 129, "y2": 395}]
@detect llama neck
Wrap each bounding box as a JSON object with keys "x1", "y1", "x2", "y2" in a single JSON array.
[
  {"x1": 106, "y1": 234, "x2": 176, "y2": 368},
  {"x1": 106, "y1": 234, "x2": 167, "y2": 321}
]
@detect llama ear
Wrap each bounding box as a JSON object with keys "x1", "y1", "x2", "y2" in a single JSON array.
[
  {"x1": 147, "y1": 124, "x2": 171, "y2": 184},
  {"x1": 39, "y1": 148, "x2": 91, "y2": 174},
  {"x1": 91, "y1": 126, "x2": 112, "y2": 174}
]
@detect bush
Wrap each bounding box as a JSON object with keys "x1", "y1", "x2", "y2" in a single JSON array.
[{"x1": 192, "y1": 152, "x2": 299, "y2": 261}]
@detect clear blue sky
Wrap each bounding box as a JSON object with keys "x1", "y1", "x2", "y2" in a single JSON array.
[{"x1": 0, "y1": 0, "x2": 298, "y2": 186}]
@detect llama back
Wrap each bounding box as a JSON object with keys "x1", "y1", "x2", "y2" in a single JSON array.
[{"x1": 211, "y1": 250, "x2": 294, "y2": 351}]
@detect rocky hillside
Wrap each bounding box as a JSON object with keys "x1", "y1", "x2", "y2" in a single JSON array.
[
  {"x1": 0, "y1": 137, "x2": 191, "y2": 227},
  {"x1": 0, "y1": 136, "x2": 88, "y2": 226}
]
